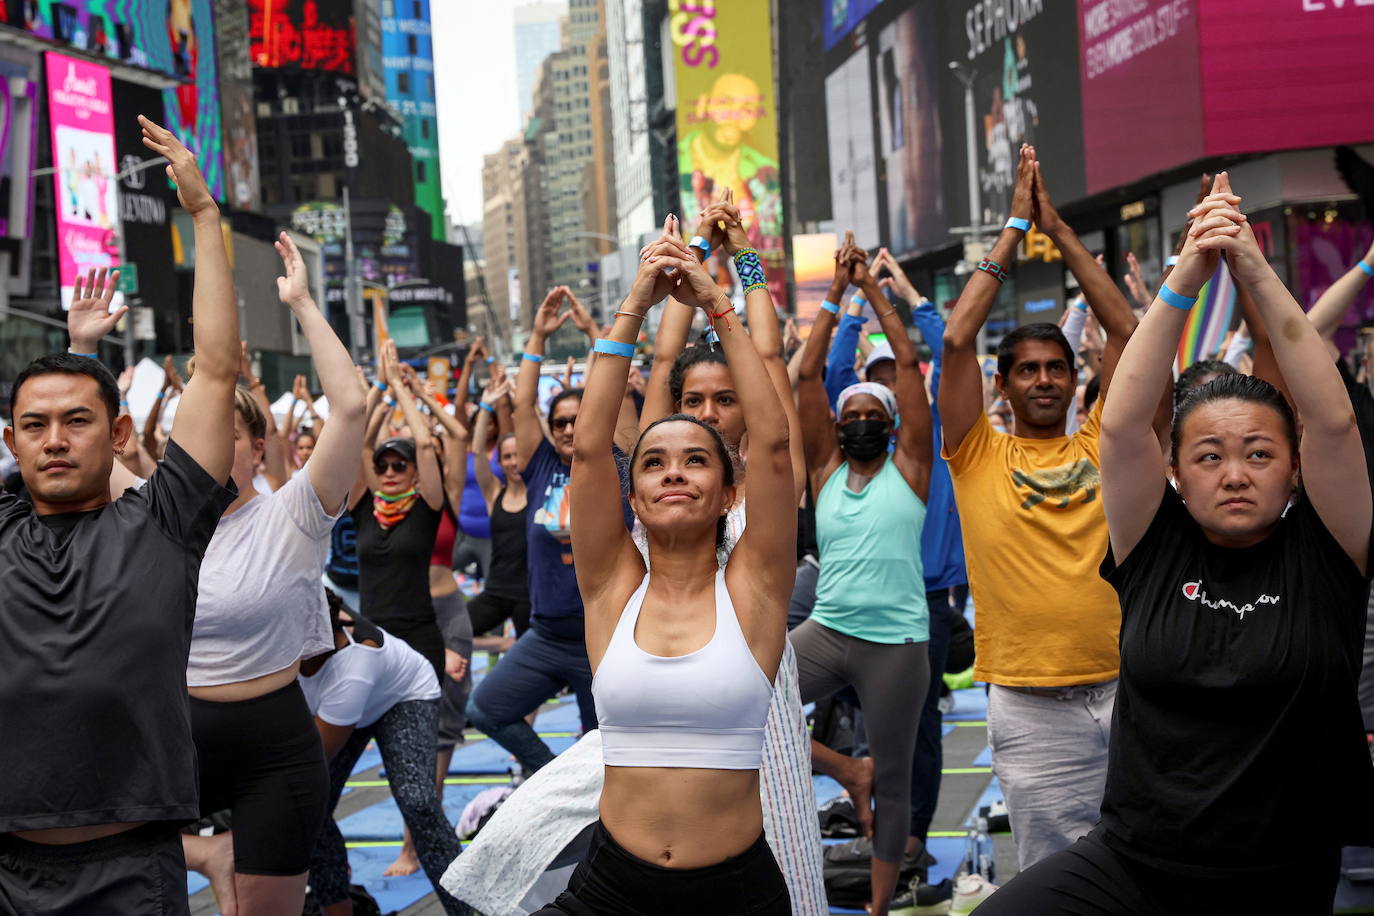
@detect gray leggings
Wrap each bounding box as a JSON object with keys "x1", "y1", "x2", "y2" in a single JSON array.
[{"x1": 790, "y1": 619, "x2": 929, "y2": 863}]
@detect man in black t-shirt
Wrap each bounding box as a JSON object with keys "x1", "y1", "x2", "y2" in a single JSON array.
[{"x1": 0, "y1": 118, "x2": 239, "y2": 914}]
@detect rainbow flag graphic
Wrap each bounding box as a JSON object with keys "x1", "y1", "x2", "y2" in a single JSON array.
[{"x1": 1175, "y1": 261, "x2": 1237, "y2": 371}]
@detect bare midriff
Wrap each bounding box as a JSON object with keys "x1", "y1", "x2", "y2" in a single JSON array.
[
  {"x1": 429, "y1": 565, "x2": 457, "y2": 597},
  {"x1": 600, "y1": 766, "x2": 762, "y2": 869},
  {"x1": 188, "y1": 660, "x2": 301, "y2": 702},
  {"x1": 12, "y1": 821, "x2": 145, "y2": 845}
]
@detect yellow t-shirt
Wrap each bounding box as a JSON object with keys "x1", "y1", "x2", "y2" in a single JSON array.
[{"x1": 944, "y1": 403, "x2": 1120, "y2": 687}]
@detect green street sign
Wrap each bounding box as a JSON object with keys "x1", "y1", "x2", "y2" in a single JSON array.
[{"x1": 117, "y1": 264, "x2": 139, "y2": 294}]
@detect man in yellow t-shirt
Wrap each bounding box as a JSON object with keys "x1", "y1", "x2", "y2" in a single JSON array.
[{"x1": 938, "y1": 146, "x2": 1143, "y2": 870}]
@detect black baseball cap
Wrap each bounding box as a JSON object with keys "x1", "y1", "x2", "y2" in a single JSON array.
[{"x1": 373, "y1": 437, "x2": 417, "y2": 464}]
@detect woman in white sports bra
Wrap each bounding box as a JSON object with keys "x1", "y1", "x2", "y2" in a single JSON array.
[{"x1": 534, "y1": 227, "x2": 796, "y2": 915}]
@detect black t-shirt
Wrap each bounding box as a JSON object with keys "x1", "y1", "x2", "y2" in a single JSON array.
[
  {"x1": 0, "y1": 440, "x2": 235, "y2": 831},
  {"x1": 351, "y1": 497, "x2": 442, "y2": 632},
  {"x1": 1099, "y1": 487, "x2": 1374, "y2": 876},
  {"x1": 1338, "y1": 357, "x2": 1374, "y2": 482}
]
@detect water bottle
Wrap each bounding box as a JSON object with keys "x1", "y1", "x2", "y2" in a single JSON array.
[{"x1": 974, "y1": 813, "x2": 996, "y2": 883}]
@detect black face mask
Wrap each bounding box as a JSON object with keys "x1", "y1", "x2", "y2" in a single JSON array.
[{"x1": 838, "y1": 419, "x2": 890, "y2": 462}]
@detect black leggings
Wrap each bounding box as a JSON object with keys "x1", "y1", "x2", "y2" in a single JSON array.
[
  {"x1": 190, "y1": 681, "x2": 330, "y2": 876},
  {"x1": 977, "y1": 829, "x2": 1340, "y2": 916},
  {"x1": 311, "y1": 699, "x2": 467, "y2": 915},
  {"x1": 466, "y1": 590, "x2": 531, "y2": 637},
  {"x1": 534, "y1": 820, "x2": 789, "y2": 916}
]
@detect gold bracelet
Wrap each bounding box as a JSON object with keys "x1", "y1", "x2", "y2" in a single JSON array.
[
  {"x1": 613, "y1": 310, "x2": 645, "y2": 321},
  {"x1": 876, "y1": 308, "x2": 898, "y2": 320}
]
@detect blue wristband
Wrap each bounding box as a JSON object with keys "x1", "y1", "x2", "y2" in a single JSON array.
[
  {"x1": 1005, "y1": 217, "x2": 1031, "y2": 232},
  {"x1": 1166, "y1": 255, "x2": 1179, "y2": 267},
  {"x1": 851, "y1": 295, "x2": 867, "y2": 307},
  {"x1": 1358, "y1": 261, "x2": 1374, "y2": 278},
  {"x1": 119, "y1": 399, "x2": 129, "y2": 407},
  {"x1": 521, "y1": 352, "x2": 544, "y2": 364},
  {"x1": 485, "y1": 355, "x2": 495, "y2": 364},
  {"x1": 373, "y1": 380, "x2": 388, "y2": 392},
  {"x1": 1158, "y1": 283, "x2": 1197, "y2": 311},
  {"x1": 156, "y1": 391, "x2": 166, "y2": 400},
  {"x1": 479, "y1": 401, "x2": 496, "y2": 414},
  {"x1": 593, "y1": 338, "x2": 635, "y2": 359},
  {"x1": 820, "y1": 300, "x2": 840, "y2": 315}
]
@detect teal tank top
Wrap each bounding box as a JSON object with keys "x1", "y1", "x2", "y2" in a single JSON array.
[{"x1": 811, "y1": 457, "x2": 929, "y2": 643}]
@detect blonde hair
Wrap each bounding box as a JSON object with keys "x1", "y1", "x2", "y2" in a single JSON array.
[{"x1": 234, "y1": 386, "x2": 267, "y2": 440}]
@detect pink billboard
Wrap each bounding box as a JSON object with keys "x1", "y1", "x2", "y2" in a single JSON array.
[
  {"x1": 45, "y1": 51, "x2": 121, "y2": 311},
  {"x1": 1197, "y1": 0, "x2": 1374, "y2": 157},
  {"x1": 1077, "y1": 0, "x2": 1205, "y2": 195}
]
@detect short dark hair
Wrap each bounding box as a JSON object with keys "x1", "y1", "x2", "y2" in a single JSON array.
[
  {"x1": 1174, "y1": 359, "x2": 1237, "y2": 412},
  {"x1": 668, "y1": 345, "x2": 729, "y2": 408},
  {"x1": 10, "y1": 354, "x2": 120, "y2": 424},
  {"x1": 1083, "y1": 374, "x2": 1101, "y2": 413},
  {"x1": 549, "y1": 386, "x2": 584, "y2": 419},
  {"x1": 996, "y1": 323, "x2": 1075, "y2": 378},
  {"x1": 628, "y1": 413, "x2": 736, "y2": 550},
  {"x1": 1171, "y1": 373, "x2": 1297, "y2": 465}
]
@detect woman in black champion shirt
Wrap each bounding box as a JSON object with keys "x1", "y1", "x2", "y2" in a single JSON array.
[{"x1": 979, "y1": 175, "x2": 1374, "y2": 915}]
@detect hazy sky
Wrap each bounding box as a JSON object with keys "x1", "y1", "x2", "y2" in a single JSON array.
[{"x1": 431, "y1": 1, "x2": 521, "y2": 229}]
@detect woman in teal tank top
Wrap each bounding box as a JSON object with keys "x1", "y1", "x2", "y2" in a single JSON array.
[{"x1": 792, "y1": 234, "x2": 934, "y2": 916}]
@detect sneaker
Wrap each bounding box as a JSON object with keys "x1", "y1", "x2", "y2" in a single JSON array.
[
  {"x1": 891, "y1": 878, "x2": 955, "y2": 915},
  {"x1": 949, "y1": 874, "x2": 998, "y2": 915},
  {"x1": 938, "y1": 692, "x2": 955, "y2": 715},
  {"x1": 978, "y1": 801, "x2": 1010, "y2": 834},
  {"x1": 818, "y1": 796, "x2": 862, "y2": 838}
]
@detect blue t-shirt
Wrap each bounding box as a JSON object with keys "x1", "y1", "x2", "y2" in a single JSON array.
[
  {"x1": 458, "y1": 451, "x2": 506, "y2": 540},
  {"x1": 521, "y1": 438, "x2": 631, "y2": 640}
]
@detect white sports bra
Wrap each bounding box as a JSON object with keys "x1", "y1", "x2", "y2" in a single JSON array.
[{"x1": 592, "y1": 568, "x2": 774, "y2": 770}]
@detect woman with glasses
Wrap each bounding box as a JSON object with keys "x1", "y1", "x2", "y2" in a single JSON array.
[{"x1": 348, "y1": 341, "x2": 448, "y2": 681}]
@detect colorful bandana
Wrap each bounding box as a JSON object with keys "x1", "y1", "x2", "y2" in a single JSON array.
[{"x1": 373, "y1": 487, "x2": 419, "y2": 531}]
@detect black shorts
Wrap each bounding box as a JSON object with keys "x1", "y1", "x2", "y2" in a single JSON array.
[
  {"x1": 0, "y1": 821, "x2": 189, "y2": 916},
  {"x1": 534, "y1": 820, "x2": 789, "y2": 916},
  {"x1": 467, "y1": 591, "x2": 531, "y2": 638},
  {"x1": 190, "y1": 681, "x2": 329, "y2": 876}
]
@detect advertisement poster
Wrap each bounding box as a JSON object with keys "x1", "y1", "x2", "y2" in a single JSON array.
[
  {"x1": 671, "y1": 0, "x2": 784, "y2": 297},
  {"x1": 823, "y1": 0, "x2": 884, "y2": 51},
  {"x1": 248, "y1": 0, "x2": 356, "y2": 74},
  {"x1": 1077, "y1": 0, "x2": 1202, "y2": 195},
  {"x1": 113, "y1": 80, "x2": 177, "y2": 345},
  {"x1": 825, "y1": 48, "x2": 879, "y2": 248},
  {"x1": 791, "y1": 232, "x2": 837, "y2": 328},
  {"x1": 1197, "y1": 0, "x2": 1374, "y2": 157},
  {"x1": 215, "y1": 0, "x2": 259, "y2": 210},
  {"x1": 46, "y1": 51, "x2": 121, "y2": 311},
  {"x1": 941, "y1": 0, "x2": 1084, "y2": 227},
  {"x1": 876, "y1": 5, "x2": 946, "y2": 258},
  {"x1": 0, "y1": 46, "x2": 40, "y2": 296}
]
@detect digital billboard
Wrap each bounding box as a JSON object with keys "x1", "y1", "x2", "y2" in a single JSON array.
[
  {"x1": 6, "y1": 1, "x2": 225, "y2": 201},
  {"x1": 825, "y1": 48, "x2": 879, "y2": 248},
  {"x1": 1197, "y1": 0, "x2": 1374, "y2": 157},
  {"x1": 823, "y1": 0, "x2": 884, "y2": 51},
  {"x1": 216, "y1": 0, "x2": 260, "y2": 211},
  {"x1": 671, "y1": 0, "x2": 784, "y2": 299},
  {"x1": 1077, "y1": 0, "x2": 1203, "y2": 195},
  {"x1": 249, "y1": 0, "x2": 356, "y2": 74},
  {"x1": 0, "y1": 46, "x2": 40, "y2": 296},
  {"x1": 46, "y1": 51, "x2": 121, "y2": 311},
  {"x1": 876, "y1": 5, "x2": 946, "y2": 258},
  {"x1": 382, "y1": 0, "x2": 443, "y2": 241},
  {"x1": 941, "y1": 0, "x2": 1084, "y2": 227}
]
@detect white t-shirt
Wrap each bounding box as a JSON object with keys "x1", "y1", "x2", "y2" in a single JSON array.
[
  {"x1": 298, "y1": 625, "x2": 440, "y2": 728},
  {"x1": 187, "y1": 468, "x2": 344, "y2": 686}
]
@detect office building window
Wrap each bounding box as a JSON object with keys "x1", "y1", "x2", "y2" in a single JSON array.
[
  {"x1": 417, "y1": 161, "x2": 427, "y2": 183},
  {"x1": 408, "y1": 35, "x2": 417, "y2": 55},
  {"x1": 398, "y1": 72, "x2": 410, "y2": 93},
  {"x1": 421, "y1": 118, "x2": 430, "y2": 140}
]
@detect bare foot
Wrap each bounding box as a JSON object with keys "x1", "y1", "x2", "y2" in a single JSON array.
[
  {"x1": 841, "y1": 756, "x2": 875, "y2": 841},
  {"x1": 382, "y1": 843, "x2": 420, "y2": 877},
  {"x1": 184, "y1": 831, "x2": 239, "y2": 916}
]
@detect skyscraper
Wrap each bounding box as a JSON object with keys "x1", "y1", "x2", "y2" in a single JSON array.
[
  {"x1": 514, "y1": 2, "x2": 565, "y2": 124},
  {"x1": 383, "y1": 0, "x2": 446, "y2": 241}
]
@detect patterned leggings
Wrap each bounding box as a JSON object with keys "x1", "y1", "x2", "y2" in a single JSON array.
[{"x1": 309, "y1": 699, "x2": 469, "y2": 915}]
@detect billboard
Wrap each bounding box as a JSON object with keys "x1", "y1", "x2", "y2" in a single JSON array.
[
  {"x1": 249, "y1": 0, "x2": 356, "y2": 74},
  {"x1": 823, "y1": 0, "x2": 884, "y2": 51},
  {"x1": 791, "y1": 232, "x2": 837, "y2": 328},
  {"x1": 941, "y1": 0, "x2": 1084, "y2": 227},
  {"x1": 112, "y1": 80, "x2": 177, "y2": 346},
  {"x1": 825, "y1": 48, "x2": 879, "y2": 248},
  {"x1": 5, "y1": 1, "x2": 224, "y2": 201},
  {"x1": 0, "y1": 46, "x2": 41, "y2": 295},
  {"x1": 382, "y1": 0, "x2": 444, "y2": 241},
  {"x1": 1197, "y1": 0, "x2": 1374, "y2": 157},
  {"x1": 876, "y1": 5, "x2": 946, "y2": 258},
  {"x1": 216, "y1": 0, "x2": 260, "y2": 211},
  {"x1": 671, "y1": 0, "x2": 784, "y2": 297},
  {"x1": 45, "y1": 52, "x2": 121, "y2": 311},
  {"x1": 1078, "y1": 0, "x2": 1203, "y2": 195}
]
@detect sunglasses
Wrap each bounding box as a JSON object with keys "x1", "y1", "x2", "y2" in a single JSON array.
[
  {"x1": 374, "y1": 459, "x2": 410, "y2": 474},
  {"x1": 551, "y1": 417, "x2": 576, "y2": 432}
]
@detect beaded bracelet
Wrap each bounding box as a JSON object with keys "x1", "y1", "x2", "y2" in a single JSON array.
[
  {"x1": 733, "y1": 248, "x2": 767, "y2": 294},
  {"x1": 976, "y1": 258, "x2": 1009, "y2": 283}
]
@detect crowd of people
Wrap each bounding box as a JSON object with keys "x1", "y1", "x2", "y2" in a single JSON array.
[{"x1": 1, "y1": 119, "x2": 1373, "y2": 916}]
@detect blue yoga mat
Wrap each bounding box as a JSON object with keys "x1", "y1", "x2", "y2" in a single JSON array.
[
  {"x1": 343, "y1": 844, "x2": 444, "y2": 914},
  {"x1": 441, "y1": 735, "x2": 577, "y2": 774},
  {"x1": 187, "y1": 872, "x2": 209, "y2": 898},
  {"x1": 973, "y1": 744, "x2": 992, "y2": 767},
  {"x1": 826, "y1": 836, "x2": 967, "y2": 914},
  {"x1": 533, "y1": 700, "x2": 584, "y2": 731},
  {"x1": 338, "y1": 782, "x2": 498, "y2": 841},
  {"x1": 944, "y1": 686, "x2": 988, "y2": 722}
]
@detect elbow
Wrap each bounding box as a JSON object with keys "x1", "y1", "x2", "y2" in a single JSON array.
[
  {"x1": 332, "y1": 389, "x2": 368, "y2": 424},
  {"x1": 943, "y1": 330, "x2": 973, "y2": 354}
]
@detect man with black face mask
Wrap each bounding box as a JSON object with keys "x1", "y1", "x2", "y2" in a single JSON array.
[
  {"x1": 792, "y1": 233, "x2": 935, "y2": 916},
  {"x1": 939, "y1": 145, "x2": 1146, "y2": 872}
]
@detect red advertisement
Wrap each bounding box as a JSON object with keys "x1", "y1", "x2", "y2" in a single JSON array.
[
  {"x1": 1197, "y1": 0, "x2": 1374, "y2": 156},
  {"x1": 248, "y1": 0, "x2": 356, "y2": 74},
  {"x1": 1078, "y1": 0, "x2": 1204, "y2": 194}
]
